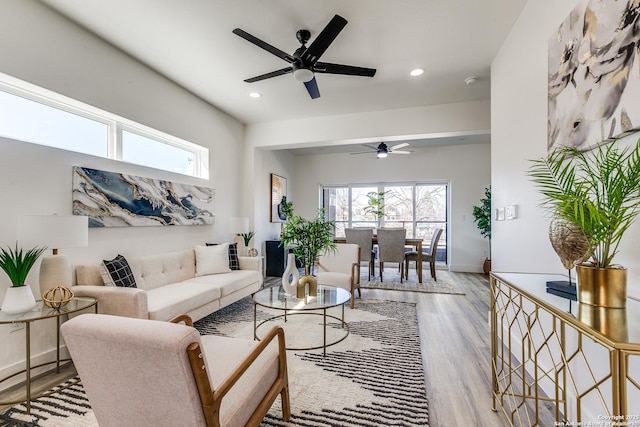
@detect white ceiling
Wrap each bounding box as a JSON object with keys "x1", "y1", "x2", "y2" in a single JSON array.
[{"x1": 39, "y1": 0, "x2": 526, "y2": 153}]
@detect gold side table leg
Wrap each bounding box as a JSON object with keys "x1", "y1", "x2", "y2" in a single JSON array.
[{"x1": 25, "y1": 321, "x2": 31, "y2": 415}]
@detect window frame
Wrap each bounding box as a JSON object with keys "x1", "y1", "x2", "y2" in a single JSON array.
[{"x1": 0, "y1": 72, "x2": 209, "y2": 179}]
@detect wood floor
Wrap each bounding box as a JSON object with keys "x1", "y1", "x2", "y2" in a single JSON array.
[{"x1": 1, "y1": 270, "x2": 509, "y2": 427}]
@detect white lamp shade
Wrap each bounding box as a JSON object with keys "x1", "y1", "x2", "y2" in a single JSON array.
[
  {"x1": 18, "y1": 215, "x2": 88, "y2": 250},
  {"x1": 229, "y1": 217, "x2": 249, "y2": 234}
]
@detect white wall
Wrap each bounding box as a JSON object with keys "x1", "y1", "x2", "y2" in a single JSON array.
[
  {"x1": 0, "y1": 1, "x2": 245, "y2": 386},
  {"x1": 492, "y1": 0, "x2": 640, "y2": 299},
  {"x1": 291, "y1": 143, "x2": 491, "y2": 272}
]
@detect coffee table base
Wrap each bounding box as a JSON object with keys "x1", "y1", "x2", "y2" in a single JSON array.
[{"x1": 254, "y1": 310, "x2": 349, "y2": 356}]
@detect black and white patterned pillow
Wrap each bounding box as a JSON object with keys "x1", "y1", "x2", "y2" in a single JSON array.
[
  {"x1": 206, "y1": 242, "x2": 240, "y2": 270},
  {"x1": 100, "y1": 255, "x2": 137, "y2": 288}
]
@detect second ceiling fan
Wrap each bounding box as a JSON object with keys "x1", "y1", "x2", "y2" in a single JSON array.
[
  {"x1": 351, "y1": 142, "x2": 412, "y2": 159},
  {"x1": 233, "y1": 14, "x2": 376, "y2": 99}
]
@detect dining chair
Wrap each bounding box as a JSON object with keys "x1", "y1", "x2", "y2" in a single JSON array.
[
  {"x1": 61, "y1": 313, "x2": 290, "y2": 427},
  {"x1": 376, "y1": 228, "x2": 407, "y2": 283},
  {"x1": 345, "y1": 228, "x2": 375, "y2": 281},
  {"x1": 405, "y1": 228, "x2": 443, "y2": 281}
]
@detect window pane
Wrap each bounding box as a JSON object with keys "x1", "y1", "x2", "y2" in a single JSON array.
[
  {"x1": 384, "y1": 185, "x2": 413, "y2": 233},
  {"x1": 0, "y1": 90, "x2": 107, "y2": 156},
  {"x1": 122, "y1": 131, "x2": 194, "y2": 175},
  {"x1": 352, "y1": 187, "x2": 377, "y2": 221}
]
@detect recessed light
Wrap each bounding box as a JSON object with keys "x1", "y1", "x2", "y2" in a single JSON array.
[
  {"x1": 248, "y1": 92, "x2": 262, "y2": 98},
  {"x1": 410, "y1": 68, "x2": 424, "y2": 77}
]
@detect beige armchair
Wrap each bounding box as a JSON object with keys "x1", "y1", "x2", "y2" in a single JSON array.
[
  {"x1": 61, "y1": 313, "x2": 290, "y2": 427},
  {"x1": 315, "y1": 243, "x2": 361, "y2": 308}
]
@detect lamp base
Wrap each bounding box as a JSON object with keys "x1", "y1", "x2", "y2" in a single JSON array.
[{"x1": 39, "y1": 254, "x2": 71, "y2": 299}]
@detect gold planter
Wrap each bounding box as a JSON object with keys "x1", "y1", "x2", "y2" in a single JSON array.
[
  {"x1": 576, "y1": 264, "x2": 627, "y2": 308},
  {"x1": 578, "y1": 304, "x2": 628, "y2": 342}
]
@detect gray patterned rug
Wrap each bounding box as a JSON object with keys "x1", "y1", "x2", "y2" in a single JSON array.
[{"x1": 0, "y1": 297, "x2": 429, "y2": 427}]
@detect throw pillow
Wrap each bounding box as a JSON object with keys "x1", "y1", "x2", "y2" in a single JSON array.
[
  {"x1": 100, "y1": 255, "x2": 137, "y2": 288},
  {"x1": 195, "y1": 243, "x2": 231, "y2": 276},
  {"x1": 205, "y1": 242, "x2": 240, "y2": 270}
]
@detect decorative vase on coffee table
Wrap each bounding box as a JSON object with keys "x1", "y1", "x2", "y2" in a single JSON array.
[{"x1": 282, "y1": 253, "x2": 299, "y2": 295}]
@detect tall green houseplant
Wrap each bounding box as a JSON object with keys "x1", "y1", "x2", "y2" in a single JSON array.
[
  {"x1": 364, "y1": 191, "x2": 387, "y2": 227},
  {"x1": 472, "y1": 186, "x2": 492, "y2": 260},
  {"x1": 279, "y1": 201, "x2": 336, "y2": 274},
  {"x1": 528, "y1": 140, "x2": 640, "y2": 269}
]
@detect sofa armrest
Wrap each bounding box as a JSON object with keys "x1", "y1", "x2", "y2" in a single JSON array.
[
  {"x1": 71, "y1": 286, "x2": 149, "y2": 319},
  {"x1": 238, "y1": 256, "x2": 263, "y2": 273}
]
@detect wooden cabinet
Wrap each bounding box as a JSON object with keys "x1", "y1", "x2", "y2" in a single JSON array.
[
  {"x1": 490, "y1": 272, "x2": 640, "y2": 426},
  {"x1": 265, "y1": 240, "x2": 301, "y2": 277}
]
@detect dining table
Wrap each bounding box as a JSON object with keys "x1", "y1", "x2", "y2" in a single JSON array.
[{"x1": 333, "y1": 237, "x2": 424, "y2": 283}]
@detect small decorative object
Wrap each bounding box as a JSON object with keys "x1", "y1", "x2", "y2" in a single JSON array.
[
  {"x1": 529, "y1": 140, "x2": 640, "y2": 307},
  {"x1": 0, "y1": 243, "x2": 47, "y2": 314},
  {"x1": 247, "y1": 247, "x2": 258, "y2": 257},
  {"x1": 42, "y1": 285, "x2": 74, "y2": 309},
  {"x1": 297, "y1": 272, "x2": 318, "y2": 298},
  {"x1": 281, "y1": 253, "x2": 299, "y2": 295},
  {"x1": 472, "y1": 186, "x2": 491, "y2": 274},
  {"x1": 545, "y1": 216, "x2": 590, "y2": 298}
]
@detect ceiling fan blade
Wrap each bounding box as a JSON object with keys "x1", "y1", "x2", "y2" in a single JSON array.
[
  {"x1": 301, "y1": 15, "x2": 347, "y2": 64},
  {"x1": 390, "y1": 142, "x2": 409, "y2": 150},
  {"x1": 304, "y1": 76, "x2": 321, "y2": 99},
  {"x1": 390, "y1": 150, "x2": 412, "y2": 154},
  {"x1": 350, "y1": 151, "x2": 375, "y2": 155},
  {"x1": 314, "y1": 62, "x2": 377, "y2": 77},
  {"x1": 244, "y1": 67, "x2": 292, "y2": 83},
  {"x1": 233, "y1": 28, "x2": 296, "y2": 63}
]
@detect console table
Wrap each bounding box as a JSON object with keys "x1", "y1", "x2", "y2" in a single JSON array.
[
  {"x1": 0, "y1": 297, "x2": 98, "y2": 414},
  {"x1": 490, "y1": 272, "x2": 640, "y2": 426}
]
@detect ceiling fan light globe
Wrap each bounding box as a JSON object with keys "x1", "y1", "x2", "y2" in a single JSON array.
[
  {"x1": 377, "y1": 151, "x2": 388, "y2": 159},
  {"x1": 293, "y1": 68, "x2": 314, "y2": 82}
]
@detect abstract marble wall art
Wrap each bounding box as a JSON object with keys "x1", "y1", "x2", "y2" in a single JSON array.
[
  {"x1": 548, "y1": 0, "x2": 640, "y2": 151},
  {"x1": 72, "y1": 166, "x2": 215, "y2": 227}
]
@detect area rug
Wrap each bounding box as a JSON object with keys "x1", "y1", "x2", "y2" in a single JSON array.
[
  {"x1": 357, "y1": 268, "x2": 466, "y2": 295},
  {"x1": 0, "y1": 297, "x2": 429, "y2": 427}
]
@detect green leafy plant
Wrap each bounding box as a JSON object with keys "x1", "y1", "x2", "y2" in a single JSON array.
[
  {"x1": 0, "y1": 243, "x2": 47, "y2": 287},
  {"x1": 279, "y1": 201, "x2": 336, "y2": 273},
  {"x1": 240, "y1": 231, "x2": 255, "y2": 247},
  {"x1": 363, "y1": 191, "x2": 387, "y2": 226},
  {"x1": 473, "y1": 186, "x2": 492, "y2": 238},
  {"x1": 528, "y1": 140, "x2": 640, "y2": 268}
]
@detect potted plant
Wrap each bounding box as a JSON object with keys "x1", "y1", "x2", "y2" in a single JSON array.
[
  {"x1": 528, "y1": 140, "x2": 640, "y2": 307},
  {"x1": 472, "y1": 186, "x2": 492, "y2": 274},
  {"x1": 240, "y1": 230, "x2": 256, "y2": 255},
  {"x1": 279, "y1": 201, "x2": 336, "y2": 277},
  {"x1": 1, "y1": 243, "x2": 47, "y2": 314},
  {"x1": 364, "y1": 191, "x2": 387, "y2": 228}
]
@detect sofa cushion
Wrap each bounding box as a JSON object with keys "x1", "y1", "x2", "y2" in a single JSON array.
[
  {"x1": 146, "y1": 282, "x2": 222, "y2": 321},
  {"x1": 206, "y1": 242, "x2": 240, "y2": 270},
  {"x1": 100, "y1": 255, "x2": 137, "y2": 288},
  {"x1": 129, "y1": 249, "x2": 195, "y2": 292},
  {"x1": 195, "y1": 244, "x2": 231, "y2": 276},
  {"x1": 181, "y1": 270, "x2": 262, "y2": 297}
]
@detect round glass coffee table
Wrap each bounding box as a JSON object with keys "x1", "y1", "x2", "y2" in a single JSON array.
[{"x1": 253, "y1": 285, "x2": 350, "y2": 356}]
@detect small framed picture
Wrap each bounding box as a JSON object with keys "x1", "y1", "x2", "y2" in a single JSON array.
[
  {"x1": 495, "y1": 207, "x2": 505, "y2": 221},
  {"x1": 270, "y1": 173, "x2": 287, "y2": 223}
]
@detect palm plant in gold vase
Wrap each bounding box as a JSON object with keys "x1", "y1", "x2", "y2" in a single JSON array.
[{"x1": 528, "y1": 140, "x2": 640, "y2": 307}]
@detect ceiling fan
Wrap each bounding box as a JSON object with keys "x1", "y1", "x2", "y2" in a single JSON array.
[
  {"x1": 351, "y1": 142, "x2": 412, "y2": 159},
  {"x1": 232, "y1": 14, "x2": 376, "y2": 99}
]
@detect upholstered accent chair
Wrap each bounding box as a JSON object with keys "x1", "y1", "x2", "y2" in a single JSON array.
[
  {"x1": 315, "y1": 243, "x2": 361, "y2": 309},
  {"x1": 61, "y1": 313, "x2": 290, "y2": 427},
  {"x1": 405, "y1": 228, "x2": 443, "y2": 281},
  {"x1": 376, "y1": 228, "x2": 407, "y2": 283},
  {"x1": 345, "y1": 228, "x2": 375, "y2": 280}
]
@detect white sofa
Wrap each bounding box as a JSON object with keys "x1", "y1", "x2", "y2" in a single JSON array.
[{"x1": 72, "y1": 248, "x2": 263, "y2": 322}]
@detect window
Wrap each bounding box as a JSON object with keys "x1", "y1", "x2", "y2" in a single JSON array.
[
  {"x1": 322, "y1": 182, "x2": 449, "y2": 263},
  {"x1": 0, "y1": 73, "x2": 209, "y2": 178}
]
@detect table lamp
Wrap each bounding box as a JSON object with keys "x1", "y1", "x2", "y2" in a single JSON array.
[
  {"x1": 18, "y1": 214, "x2": 88, "y2": 297},
  {"x1": 230, "y1": 217, "x2": 249, "y2": 253}
]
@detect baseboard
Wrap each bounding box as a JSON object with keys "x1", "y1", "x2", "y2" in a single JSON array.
[
  {"x1": 449, "y1": 264, "x2": 484, "y2": 273},
  {"x1": 0, "y1": 345, "x2": 70, "y2": 392}
]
